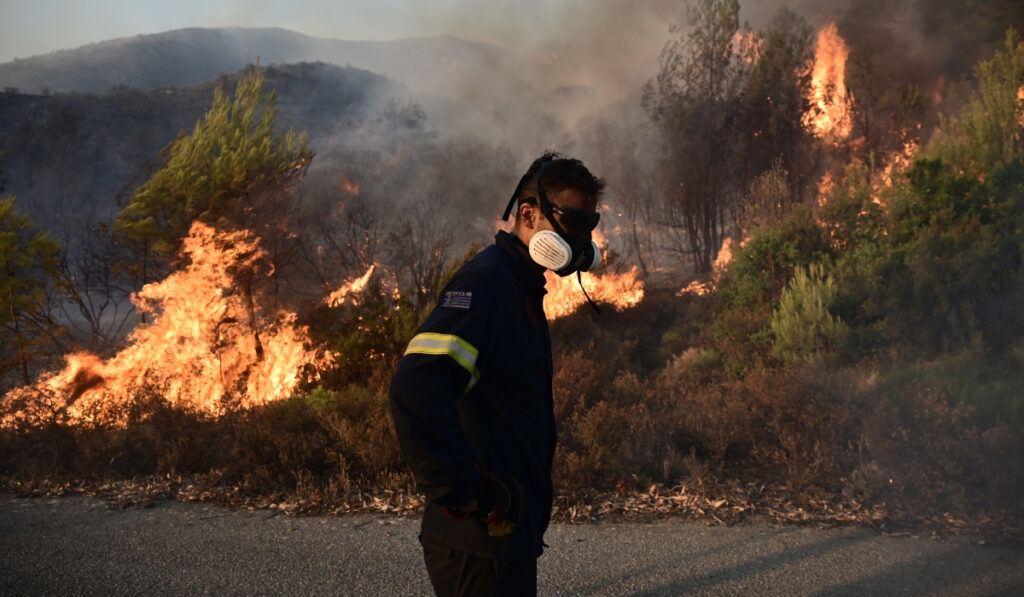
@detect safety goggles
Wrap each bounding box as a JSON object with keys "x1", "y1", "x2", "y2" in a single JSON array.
[
  {"x1": 546, "y1": 203, "x2": 601, "y2": 232},
  {"x1": 501, "y1": 159, "x2": 601, "y2": 233}
]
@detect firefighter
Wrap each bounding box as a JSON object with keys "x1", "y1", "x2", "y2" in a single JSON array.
[{"x1": 389, "y1": 152, "x2": 605, "y2": 596}]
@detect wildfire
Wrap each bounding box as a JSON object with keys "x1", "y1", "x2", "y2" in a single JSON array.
[
  {"x1": 543, "y1": 267, "x2": 644, "y2": 319},
  {"x1": 340, "y1": 174, "x2": 360, "y2": 195},
  {"x1": 803, "y1": 23, "x2": 852, "y2": 142},
  {"x1": 1018, "y1": 85, "x2": 1024, "y2": 128},
  {"x1": 732, "y1": 30, "x2": 763, "y2": 64},
  {"x1": 817, "y1": 171, "x2": 835, "y2": 205},
  {"x1": 879, "y1": 141, "x2": 919, "y2": 197},
  {"x1": 713, "y1": 237, "x2": 735, "y2": 271},
  {"x1": 3, "y1": 222, "x2": 323, "y2": 428},
  {"x1": 678, "y1": 237, "x2": 738, "y2": 296},
  {"x1": 326, "y1": 264, "x2": 376, "y2": 307}
]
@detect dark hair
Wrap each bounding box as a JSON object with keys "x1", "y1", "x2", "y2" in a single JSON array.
[{"x1": 517, "y1": 151, "x2": 605, "y2": 207}]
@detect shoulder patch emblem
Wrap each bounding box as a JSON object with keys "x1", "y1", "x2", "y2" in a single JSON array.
[{"x1": 441, "y1": 291, "x2": 473, "y2": 310}]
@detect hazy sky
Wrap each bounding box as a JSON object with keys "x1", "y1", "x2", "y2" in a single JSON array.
[{"x1": 0, "y1": 0, "x2": 659, "y2": 63}]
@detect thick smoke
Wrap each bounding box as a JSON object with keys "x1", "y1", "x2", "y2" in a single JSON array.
[
  {"x1": 384, "y1": 1, "x2": 1019, "y2": 210},
  {"x1": 7, "y1": 0, "x2": 1017, "y2": 301},
  {"x1": 291, "y1": 0, "x2": 1021, "y2": 293},
  {"x1": 397, "y1": 0, "x2": 1019, "y2": 137}
]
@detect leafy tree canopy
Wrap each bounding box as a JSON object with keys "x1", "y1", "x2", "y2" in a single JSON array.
[
  {"x1": 926, "y1": 28, "x2": 1024, "y2": 177},
  {"x1": 113, "y1": 66, "x2": 312, "y2": 261}
]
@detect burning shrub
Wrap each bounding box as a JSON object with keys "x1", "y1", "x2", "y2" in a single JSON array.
[
  {"x1": 2, "y1": 222, "x2": 326, "y2": 429},
  {"x1": 0, "y1": 384, "x2": 230, "y2": 482},
  {"x1": 304, "y1": 268, "x2": 421, "y2": 392}
]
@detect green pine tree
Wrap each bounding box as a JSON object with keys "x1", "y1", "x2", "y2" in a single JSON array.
[
  {"x1": 113, "y1": 65, "x2": 312, "y2": 278},
  {"x1": 0, "y1": 197, "x2": 67, "y2": 385},
  {"x1": 769, "y1": 262, "x2": 848, "y2": 361}
]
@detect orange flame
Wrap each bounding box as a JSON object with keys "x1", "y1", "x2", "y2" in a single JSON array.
[
  {"x1": 678, "y1": 237, "x2": 739, "y2": 296},
  {"x1": 543, "y1": 267, "x2": 645, "y2": 320},
  {"x1": 803, "y1": 23, "x2": 852, "y2": 142},
  {"x1": 3, "y1": 222, "x2": 323, "y2": 428},
  {"x1": 878, "y1": 141, "x2": 919, "y2": 198},
  {"x1": 732, "y1": 30, "x2": 762, "y2": 64},
  {"x1": 713, "y1": 237, "x2": 735, "y2": 271},
  {"x1": 340, "y1": 174, "x2": 360, "y2": 195},
  {"x1": 816, "y1": 171, "x2": 835, "y2": 205},
  {"x1": 325, "y1": 265, "x2": 376, "y2": 307},
  {"x1": 1017, "y1": 85, "x2": 1024, "y2": 128}
]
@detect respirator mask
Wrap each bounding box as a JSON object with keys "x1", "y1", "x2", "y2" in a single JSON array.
[{"x1": 502, "y1": 161, "x2": 602, "y2": 277}]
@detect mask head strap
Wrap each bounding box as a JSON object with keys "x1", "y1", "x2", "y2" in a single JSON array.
[
  {"x1": 503, "y1": 158, "x2": 556, "y2": 221},
  {"x1": 503, "y1": 158, "x2": 600, "y2": 233}
]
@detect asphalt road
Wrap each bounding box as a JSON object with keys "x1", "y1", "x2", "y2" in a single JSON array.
[{"x1": 1, "y1": 495, "x2": 1022, "y2": 596}]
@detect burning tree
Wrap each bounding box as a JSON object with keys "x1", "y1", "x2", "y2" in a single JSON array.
[
  {"x1": 802, "y1": 23, "x2": 853, "y2": 144},
  {"x1": 2, "y1": 66, "x2": 329, "y2": 427},
  {"x1": 3, "y1": 223, "x2": 324, "y2": 428},
  {"x1": 113, "y1": 66, "x2": 313, "y2": 287},
  {"x1": 642, "y1": 0, "x2": 754, "y2": 273},
  {"x1": 735, "y1": 8, "x2": 818, "y2": 211}
]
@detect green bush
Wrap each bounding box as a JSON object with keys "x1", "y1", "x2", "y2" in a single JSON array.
[
  {"x1": 925, "y1": 28, "x2": 1024, "y2": 177},
  {"x1": 769, "y1": 263, "x2": 848, "y2": 361},
  {"x1": 880, "y1": 159, "x2": 1024, "y2": 352},
  {"x1": 843, "y1": 353, "x2": 1024, "y2": 520}
]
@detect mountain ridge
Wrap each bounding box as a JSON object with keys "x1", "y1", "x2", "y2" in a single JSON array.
[{"x1": 0, "y1": 27, "x2": 507, "y2": 97}]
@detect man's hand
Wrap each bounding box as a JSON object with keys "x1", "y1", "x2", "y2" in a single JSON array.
[
  {"x1": 481, "y1": 473, "x2": 524, "y2": 537},
  {"x1": 444, "y1": 469, "x2": 525, "y2": 537}
]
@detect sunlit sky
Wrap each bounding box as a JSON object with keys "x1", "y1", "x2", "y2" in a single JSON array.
[{"x1": 0, "y1": 0, "x2": 571, "y2": 63}]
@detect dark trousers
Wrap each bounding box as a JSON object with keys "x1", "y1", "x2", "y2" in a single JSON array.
[{"x1": 420, "y1": 536, "x2": 538, "y2": 597}]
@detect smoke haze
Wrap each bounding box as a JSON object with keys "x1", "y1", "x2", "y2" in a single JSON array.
[
  {"x1": 364, "y1": 0, "x2": 1020, "y2": 152},
  {"x1": 2, "y1": 0, "x2": 1020, "y2": 274}
]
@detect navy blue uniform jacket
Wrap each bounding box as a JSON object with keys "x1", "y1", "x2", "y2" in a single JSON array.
[{"x1": 389, "y1": 231, "x2": 555, "y2": 561}]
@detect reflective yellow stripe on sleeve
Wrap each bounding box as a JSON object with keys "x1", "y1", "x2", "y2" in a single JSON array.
[{"x1": 404, "y1": 333, "x2": 481, "y2": 392}]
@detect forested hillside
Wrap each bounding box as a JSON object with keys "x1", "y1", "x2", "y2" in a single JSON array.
[
  {"x1": 0, "y1": 27, "x2": 503, "y2": 96},
  {"x1": 0, "y1": 62, "x2": 393, "y2": 243}
]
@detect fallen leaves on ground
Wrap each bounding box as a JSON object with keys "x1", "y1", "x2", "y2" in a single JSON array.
[{"x1": 0, "y1": 474, "x2": 1017, "y2": 542}]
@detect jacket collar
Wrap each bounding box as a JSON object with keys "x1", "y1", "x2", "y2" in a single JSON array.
[{"x1": 495, "y1": 231, "x2": 547, "y2": 294}]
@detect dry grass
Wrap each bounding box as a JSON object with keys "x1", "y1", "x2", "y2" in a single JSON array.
[{"x1": 1, "y1": 292, "x2": 1022, "y2": 537}]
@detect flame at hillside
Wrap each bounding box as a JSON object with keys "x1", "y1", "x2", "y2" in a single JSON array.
[
  {"x1": 803, "y1": 23, "x2": 852, "y2": 142},
  {"x1": 678, "y1": 237, "x2": 740, "y2": 297},
  {"x1": 1018, "y1": 86, "x2": 1024, "y2": 128},
  {"x1": 544, "y1": 267, "x2": 645, "y2": 320},
  {"x1": 732, "y1": 30, "x2": 763, "y2": 64},
  {"x1": 879, "y1": 141, "x2": 919, "y2": 195},
  {"x1": 326, "y1": 264, "x2": 376, "y2": 307},
  {"x1": 340, "y1": 174, "x2": 360, "y2": 196},
  {"x1": 3, "y1": 222, "x2": 323, "y2": 428}
]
